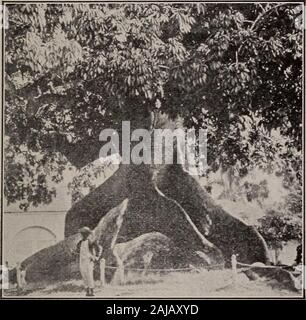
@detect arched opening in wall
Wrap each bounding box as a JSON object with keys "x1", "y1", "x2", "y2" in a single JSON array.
[{"x1": 11, "y1": 226, "x2": 57, "y2": 265}]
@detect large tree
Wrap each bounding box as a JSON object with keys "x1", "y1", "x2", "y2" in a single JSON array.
[{"x1": 4, "y1": 3, "x2": 302, "y2": 270}]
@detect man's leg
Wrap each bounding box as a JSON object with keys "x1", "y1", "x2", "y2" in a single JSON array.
[
  {"x1": 88, "y1": 262, "x2": 95, "y2": 296},
  {"x1": 80, "y1": 265, "x2": 90, "y2": 296}
]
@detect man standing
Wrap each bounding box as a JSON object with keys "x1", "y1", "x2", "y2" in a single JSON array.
[
  {"x1": 16, "y1": 262, "x2": 27, "y2": 295},
  {"x1": 78, "y1": 227, "x2": 100, "y2": 297}
]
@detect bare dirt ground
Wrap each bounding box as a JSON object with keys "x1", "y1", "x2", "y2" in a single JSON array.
[{"x1": 4, "y1": 269, "x2": 302, "y2": 298}]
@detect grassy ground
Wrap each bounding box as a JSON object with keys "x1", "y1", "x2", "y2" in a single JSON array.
[{"x1": 4, "y1": 269, "x2": 302, "y2": 298}]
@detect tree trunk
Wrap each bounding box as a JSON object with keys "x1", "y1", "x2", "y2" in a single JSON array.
[
  {"x1": 13, "y1": 112, "x2": 270, "y2": 283},
  {"x1": 65, "y1": 161, "x2": 270, "y2": 266},
  {"x1": 66, "y1": 162, "x2": 225, "y2": 266},
  {"x1": 63, "y1": 111, "x2": 269, "y2": 266}
]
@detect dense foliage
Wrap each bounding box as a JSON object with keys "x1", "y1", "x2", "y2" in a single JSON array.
[
  {"x1": 258, "y1": 188, "x2": 302, "y2": 246},
  {"x1": 4, "y1": 3, "x2": 302, "y2": 209}
]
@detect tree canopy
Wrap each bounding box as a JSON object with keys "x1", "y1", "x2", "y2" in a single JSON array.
[{"x1": 4, "y1": 3, "x2": 303, "y2": 209}]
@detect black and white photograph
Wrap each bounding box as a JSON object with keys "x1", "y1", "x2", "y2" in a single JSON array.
[{"x1": 0, "y1": 0, "x2": 304, "y2": 299}]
